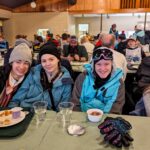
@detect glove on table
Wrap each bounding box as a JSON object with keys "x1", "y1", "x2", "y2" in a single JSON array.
[{"x1": 98, "y1": 117, "x2": 134, "y2": 148}]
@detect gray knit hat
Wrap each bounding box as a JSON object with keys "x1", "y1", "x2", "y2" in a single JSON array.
[{"x1": 9, "y1": 43, "x2": 32, "y2": 65}]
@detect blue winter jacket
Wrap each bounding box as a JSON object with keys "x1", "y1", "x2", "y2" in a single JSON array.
[
  {"x1": 9, "y1": 65, "x2": 73, "y2": 110},
  {"x1": 80, "y1": 64, "x2": 123, "y2": 113}
]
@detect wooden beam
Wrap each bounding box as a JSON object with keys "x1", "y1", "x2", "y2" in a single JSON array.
[
  {"x1": 68, "y1": 8, "x2": 150, "y2": 14},
  {"x1": 0, "y1": 5, "x2": 12, "y2": 11}
]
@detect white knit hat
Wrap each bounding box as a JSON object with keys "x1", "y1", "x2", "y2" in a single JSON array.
[{"x1": 9, "y1": 43, "x2": 32, "y2": 65}]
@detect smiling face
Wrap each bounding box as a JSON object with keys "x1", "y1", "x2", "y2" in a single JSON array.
[
  {"x1": 41, "y1": 54, "x2": 59, "y2": 74},
  {"x1": 94, "y1": 59, "x2": 112, "y2": 79},
  {"x1": 127, "y1": 39, "x2": 137, "y2": 48},
  {"x1": 11, "y1": 60, "x2": 30, "y2": 80}
]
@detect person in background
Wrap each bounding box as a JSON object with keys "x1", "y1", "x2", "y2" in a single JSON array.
[
  {"x1": 0, "y1": 43, "x2": 32, "y2": 107},
  {"x1": 122, "y1": 37, "x2": 146, "y2": 66},
  {"x1": 132, "y1": 56, "x2": 150, "y2": 101},
  {"x1": 101, "y1": 33, "x2": 127, "y2": 80},
  {"x1": 55, "y1": 34, "x2": 61, "y2": 47},
  {"x1": 71, "y1": 47, "x2": 125, "y2": 114},
  {"x1": 60, "y1": 33, "x2": 70, "y2": 50},
  {"x1": 9, "y1": 44, "x2": 73, "y2": 111},
  {"x1": 120, "y1": 30, "x2": 126, "y2": 39},
  {"x1": 115, "y1": 34, "x2": 127, "y2": 53},
  {"x1": 95, "y1": 33, "x2": 103, "y2": 48},
  {"x1": 33, "y1": 35, "x2": 44, "y2": 52},
  {"x1": 133, "y1": 24, "x2": 148, "y2": 45},
  {"x1": 63, "y1": 35, "x2": 88, "y2": 62},
  {"x1": 0, "y1": 35, "x2": 9, "y2": 56},
  {"x1": 109, "y1": 24, "x2": 119, "y2": 40},
  {"x1": 46, "y1": 32, "x2": 59, "y2": 47},
  {"x1": 80, "y1": 36, "x2": 94, "y2": 60},
  {"x1": 129, "y1": 85, "x2": 150, "y2": 116}
]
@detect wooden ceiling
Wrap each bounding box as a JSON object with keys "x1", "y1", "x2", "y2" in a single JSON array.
[{"x1": 1, "y1": 0, "x2": 150, "y2": 14}]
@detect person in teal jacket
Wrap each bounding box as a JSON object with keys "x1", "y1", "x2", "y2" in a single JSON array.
[
  {"x1": 9, "y1": 44, "x2": 73, "y2": 111},
  {"x1": 72, "y1": 47, "x2": 125, "y2": 114}
]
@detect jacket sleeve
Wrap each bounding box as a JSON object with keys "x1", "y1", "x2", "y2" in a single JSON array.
[
  {"x1": 110, "y1": 79, "x2": 125, "y2": 114},
  {"x1": 71, "y1": 72, "x2": 86, "y2": 111}
]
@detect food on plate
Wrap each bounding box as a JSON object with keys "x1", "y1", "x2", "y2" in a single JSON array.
[
  {"x1": 0, "y1": 111, "x2": 5, "y2": 117},
  {"x1": 4, "y1": 110, "x2": 12, "y2": 116},
  {"x1": 3, "y1": 119, "x2": 11, "y2": 125}
]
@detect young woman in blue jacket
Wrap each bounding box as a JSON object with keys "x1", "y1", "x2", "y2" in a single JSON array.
[
  {"x1": 9, "y1": 44, "x2": 73, "y2": 111},
  {"x1": 72, "y1": 47, "x2": 125, "y2": 114}
]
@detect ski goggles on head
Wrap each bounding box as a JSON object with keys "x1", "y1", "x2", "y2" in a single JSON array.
[{"x1": 92, "y1": 47, "x2": 113, "y2": 61}]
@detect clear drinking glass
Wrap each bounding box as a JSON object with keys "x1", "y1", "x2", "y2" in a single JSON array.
[
  {"x1": 33, "y1": 101, "x2": 48, "y2": 123},
  {"x1": 58, "y1": 102, "x2": 74, "y2": 128}
]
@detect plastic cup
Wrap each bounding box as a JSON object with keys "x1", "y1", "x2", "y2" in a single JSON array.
[{"x1": 11, "y1": 107, "x2": 23, "y2": 119}]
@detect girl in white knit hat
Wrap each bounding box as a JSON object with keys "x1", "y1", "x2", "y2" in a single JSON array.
[{"x1": 0, "y1": 43, "x2": 32, "y2": 107}]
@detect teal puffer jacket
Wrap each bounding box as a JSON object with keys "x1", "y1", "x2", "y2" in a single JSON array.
[{"x1": 80, "y1": 64, "x2": 123, "y2": 113}]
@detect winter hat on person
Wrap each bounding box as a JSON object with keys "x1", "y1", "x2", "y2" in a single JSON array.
[
  {"x1": 9, "y1": 43, "x2": 32, "y2": 65},
  {"x1": 15, "y1": 38, "x2": 32, "y2": 48},
  {"x1": 39, "y1": 44, "x2": 61, "y2": 61},
  {"x1": 136, "y1": 24, "x2": 144, "y2": 30},
  {"x1": 93, "y1": 46, "x2": 113, "y2": 63},
  {"x1": 91, "y1": 46, "x2": 113, "y2": 72},
  {"x1": 127, "y1": 36, "x2": 137, "y2": 43}
]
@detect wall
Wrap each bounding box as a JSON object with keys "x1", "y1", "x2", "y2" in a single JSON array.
[
  {"x1": 3, "y1": 12, "x2": 69, "y2": 45},
  {"x1": 68, "y1": 14, "x2": 76, "y2": 35},
  {"x1": 0, "y1": 9, "x2": 12, "y2": 19},
  {"x1": 2, "y1": 12, "x2": 150, "y2": 45},
  {"x1": 75, "y1": 16, "x2": 101, "y2": 36},
  {"x1": 75, "y1": 13, "x2": 150, "y2": 37}
]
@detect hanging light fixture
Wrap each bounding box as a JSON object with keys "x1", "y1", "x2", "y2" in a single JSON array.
[{"x1": 30, "y1": 0, "x2": 37, "y2": 8}]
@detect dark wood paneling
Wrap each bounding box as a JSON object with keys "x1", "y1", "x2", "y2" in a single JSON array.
[
  {"x1": 4, "y1": 0, "x2": 150, "y2": 14},
  {"x1": 13, "y1": 0, "x2": 68, "y2": 12}
]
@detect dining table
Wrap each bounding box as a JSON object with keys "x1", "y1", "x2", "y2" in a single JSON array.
[
  {"x1": 0, "y1": 111, "x2": 150, "y2": 150},
  {"x1": 70, "y1": 61, "x2": 89, "y2": 72}
]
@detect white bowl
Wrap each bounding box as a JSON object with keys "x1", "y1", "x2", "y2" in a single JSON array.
[{"x1": 87, "y1": 109, "x2": 103, "y2": 123}]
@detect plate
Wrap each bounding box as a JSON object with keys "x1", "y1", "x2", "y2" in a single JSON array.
[
  {"x1": 67, "y1": 124, "x2": 85, "y2": 136},
  {"x1": 0, "y1": 111, "x2": 26, "y2": 128}
]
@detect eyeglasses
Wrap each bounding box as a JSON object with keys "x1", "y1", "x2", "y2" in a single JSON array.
[{"x1": 93, "y1": 47, "x2": 113, "y2": 61}]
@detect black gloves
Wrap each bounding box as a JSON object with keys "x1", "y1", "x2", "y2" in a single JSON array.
[{"x1": 98, "y1": 117, "x2": 134, "y2": 148}]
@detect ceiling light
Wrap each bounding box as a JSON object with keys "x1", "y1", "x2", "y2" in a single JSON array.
[{"x1": 30, "y1": 1, "x2": 36, "y2": 8}]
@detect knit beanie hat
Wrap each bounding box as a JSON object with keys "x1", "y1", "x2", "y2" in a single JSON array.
[
  {"x1": 9, "y1": 43, "x2": 32, "y2": 65},
  {"x1": 39, "y1": 44, "x2": 61, "y2": 61}
]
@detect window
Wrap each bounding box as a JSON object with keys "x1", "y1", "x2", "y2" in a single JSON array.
[
  {"x1": 37, "y1": 29, "x2": 50, "y2": 39},
  {"x1": 78, "y1": 24, "x2": 89, "y2": 39}
]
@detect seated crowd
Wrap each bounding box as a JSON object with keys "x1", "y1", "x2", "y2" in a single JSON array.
[{"x1": 0, "y1": 28, "x2": 150, "y2": 117}]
